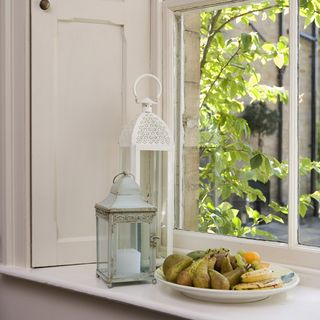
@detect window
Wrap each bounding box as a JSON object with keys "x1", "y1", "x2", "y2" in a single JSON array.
[{"x1": 164, "y1": 0, "x2": 320, "y2": 268}]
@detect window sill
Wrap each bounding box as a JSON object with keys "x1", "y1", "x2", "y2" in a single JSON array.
[{"x1": 1, "y1": 263, "x2": 320, "y2": 320}]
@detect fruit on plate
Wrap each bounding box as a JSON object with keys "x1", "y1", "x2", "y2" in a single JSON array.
[
  {"x1": 241, "y1": 268, "x2": 274, "y2": 283},
  {"x1": 208, "y1": 256, "x2": 217, "y2": 270},
  {"x1": 241, "y1": 251, "x2": 261, "y2": 264},
  {"x1": 209, "y1": 269, "x2": 230, "y2": 290},
  {"x1": 232, "y1": 278, "x2": 283, "y2": 290},
  {"x1": 160, "y1": 248, "x2": 282, "y2": 291},
  {"x1": 220, "y1": 255, "x2": 233, "y2": 274},
  {"x1": 208, "y1": 249, "x2": 229, "y2": 272},
  {"x1": 186, "y1": 250, "x2": 206, "y2": 260},
  {"x1": 253, "y1": 261, "x2": 271, "y2": 270},
  {"x1": 176, "y1": 258, "x2": 202, "y2": 286},
  {"x1": 163, "y1": 254, "x2": 193, "y2": 283},
  {"x1": 239, "y1": 250, "x2": 270, "y2": 270},
  {"x1": 223, "y1": 267, "x2": 246, "y2": 288},
  {"x1": 193, "y1": 256, "x2": 211, "y2": 288}
]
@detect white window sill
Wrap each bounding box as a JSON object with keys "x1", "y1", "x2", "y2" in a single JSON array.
[{"x1": 0, "y1": 263, "x2": 320, "y2": 320}]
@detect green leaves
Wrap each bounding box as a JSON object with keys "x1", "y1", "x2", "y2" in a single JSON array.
[
  {"x1": 215, "y1": 32, "x2": 225, "y2": 48},
  {"x1": 250, "y1": 154, "x2": 263, "y2": 169},
  {"x1": 262, "y1": 43, "x2": 275, "y2": 52},
  {"x1": 198, "y1": 0, "x2": 320, "y2": 239},
  {"x1": 241, "y1": 33, "x2": 252, "y2": 52},
  {"x1": 269, "y1": 201, "x2": 288, "y2": 215},
  {"x1": 273, "y1": 53, "x2": 285, "y2": 69}
]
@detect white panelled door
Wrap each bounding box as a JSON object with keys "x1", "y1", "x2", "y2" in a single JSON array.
[{"x1": 32, "y1": 0, "x2": 151, "y2": 267}]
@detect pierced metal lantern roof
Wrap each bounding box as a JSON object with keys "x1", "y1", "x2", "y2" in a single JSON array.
[
  {"x1": 119, "y1": 107, "x2": 173, "y2": 149},
  {"x1": 119, "y1": 74, "x2": 173, "y2": 150},
  {"x1": 95, "y1": 172, "x2": 157, "y2": 214}
]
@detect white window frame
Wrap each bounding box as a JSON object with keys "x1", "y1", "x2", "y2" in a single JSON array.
[{"x1": 163, "y1": 0, "x2": 320, "y2": 269}]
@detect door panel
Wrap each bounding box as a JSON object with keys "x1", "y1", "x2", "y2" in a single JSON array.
[{"x1": 32, "y1": 0, "x2": 150, "y2": 267}]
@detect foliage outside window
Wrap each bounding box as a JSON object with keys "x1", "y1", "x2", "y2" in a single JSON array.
[{"x1": 196, "y1": 0, "x2": 320, "y2": 240}]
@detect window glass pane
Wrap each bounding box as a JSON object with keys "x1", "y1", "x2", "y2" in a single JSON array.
[
  {"x1": 175, "y1": 1, "x2": 291, "y2": 242},
  {"x1": 298, "y1": 4, "x2": 320, "y2": 247}
]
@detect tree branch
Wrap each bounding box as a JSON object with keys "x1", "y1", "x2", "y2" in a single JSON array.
[
  {"x1": 200, "y1": 42, "x2": 241, "y2": 109},
  {"x1": 210, "y1": 5, "x2": 280, "y2": 39},
  {"x1": 200, "y1": 5, "x2": 286, "y2": 72},
  {"x1": 200, "y1": 10, "x2": 222, "y2": 74}
]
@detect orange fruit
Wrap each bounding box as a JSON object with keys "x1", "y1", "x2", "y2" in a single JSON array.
[{"x1": 242, "y1": 251, "x2": 261, "y2": 264}]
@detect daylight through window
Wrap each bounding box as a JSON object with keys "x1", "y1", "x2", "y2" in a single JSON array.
[{"x1": 174, "y1": 0, "x2": 320, "y2": 248}]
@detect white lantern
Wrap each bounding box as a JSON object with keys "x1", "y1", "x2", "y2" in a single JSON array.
[{"x1": 119, "y1": 74, "x2": 174, "y2": 257}]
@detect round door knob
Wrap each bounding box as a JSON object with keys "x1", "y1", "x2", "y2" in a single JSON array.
[{"x1": 39, "y1": 0, "x2": 50, "y2": 10}]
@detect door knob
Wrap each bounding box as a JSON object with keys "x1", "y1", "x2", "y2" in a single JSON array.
[{"x1": 39, "y1": 0, "x2": 50, "y2": 10}]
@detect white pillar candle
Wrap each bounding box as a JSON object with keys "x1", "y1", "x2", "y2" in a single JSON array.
[{"x1": 116, "y1": 249, "x2": 141, "y2": 275}]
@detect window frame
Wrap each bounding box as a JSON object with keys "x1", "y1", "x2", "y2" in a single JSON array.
[{"x1": 163, "y1": 0, "x2": 320, "y2": 269}]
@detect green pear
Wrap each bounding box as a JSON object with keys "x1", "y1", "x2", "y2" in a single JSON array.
[
  {"x1": 176, "y1": 264, "x2": 193, "y2": 286},
  {"x1": 176, "y1": 258, "x2": 202, "y2": 286},
  {"x1": 229, "y1": 255, "x2": 237, "y2": 269},
  {"x1": 223, "y1": 267, "x2": 245, "y2": 288},
  {"x1": 213, "y1": 253, "x2": 228, "y2": 272},
  {"x1": 163, "y1": 254, "x2": 193, "y2": 283},
  {"x1": 209, "y1": 269, "x2": 230, "y2": 290},
  {"x1": 220, "y1": 255, "x2": 233, "y2": 274},
  {"x1": 186, "y1": 250, "x2": 206, "y2": 260},
  {"x1": 208, "y1": 256, "x2": 217, "y2": 270},
  {"x1": 193, "y1": 256, "x2": 210, "y2": 288}
]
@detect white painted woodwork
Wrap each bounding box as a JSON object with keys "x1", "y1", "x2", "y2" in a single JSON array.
[
  {"x1": 32, "y1": 0, "x2": 151, "y2": 267},
  {"x1": 0, "y1": 0, "x2": 31, "y2": 267},
  {"x1": 1, "y1": 263, "x2": 320, "y2": 320},
  {"x1": 288, "y1": 0, "x2": 299, "y2": 248},
  {"x1": 165, "y1": 0, "x2": 251, "y2": 11}
]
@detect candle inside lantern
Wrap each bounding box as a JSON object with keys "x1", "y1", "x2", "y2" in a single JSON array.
[{"x1": 116, "y1": 249, "x2": 141, "y2": 274}]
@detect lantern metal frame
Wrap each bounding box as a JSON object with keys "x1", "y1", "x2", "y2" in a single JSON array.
[
  {"x1": 119, "y1": 74, "x2": 174, "y2": 257},
  {"x1": 95, "y1": 172, "x2": 158, "y2": 288}
]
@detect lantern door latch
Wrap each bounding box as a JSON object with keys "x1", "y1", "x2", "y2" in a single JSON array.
[{"x1": 150, "y1": 235, "x2": 160, "y2": 247}]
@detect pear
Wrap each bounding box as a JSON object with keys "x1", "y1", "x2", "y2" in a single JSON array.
[
  {"x1": 229, "y1": 255, "x2": 237, "y2": 269},
  {"x1": 208, "y1": 256, "x2": 217, "y2": 270},
  {"x1": 209, "y1": 269, "x2": 230, "y2": 290},
  {"x1": 162, "y1": 254, "x2": 193, "y2": 283},
  {"x1": 213, "y1": 253, "x2": 228, "y2": 272},
  {"x1": 186, "y1": 250, "x2": 206, "y2": 260},
  {"x1": 176, "y1": 258, "x2": 202, "y2": 286},
  {"x1": 176, "y1": 264, "x2": 193, "y2": 286},
  {"x1": 220, "y1": 255, "x2": 233, "y2": 274},
  {"x1": 223, "y1": 267, "x2": 245, "y2": 288},
  {"x1": 193, "y1": 256, "x2": 210, "y2": 288}
]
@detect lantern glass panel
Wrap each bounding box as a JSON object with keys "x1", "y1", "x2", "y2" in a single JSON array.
[
  {"x1": 114, "y1": 222, "x2": 151, "y2": 275},
  {"x1": 96, "y1": 216, "x2": 108, "y2": 276}
]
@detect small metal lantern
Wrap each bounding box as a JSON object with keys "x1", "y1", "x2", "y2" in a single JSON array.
[{"x1": 95, "y1": 172, "x2": 158, "y2": 288}]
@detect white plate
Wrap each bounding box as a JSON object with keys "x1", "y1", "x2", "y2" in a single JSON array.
[{"x1": 154, "y1": 264, "x2": 299, "y2": 303}]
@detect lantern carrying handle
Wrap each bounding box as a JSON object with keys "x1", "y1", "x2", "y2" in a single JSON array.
[
  {"x1": 133, "y1": 74, "x2": 162, "y2": 108},
  {"x1": 112, "y1": 171, "x2": 135, "y2": 184}
]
